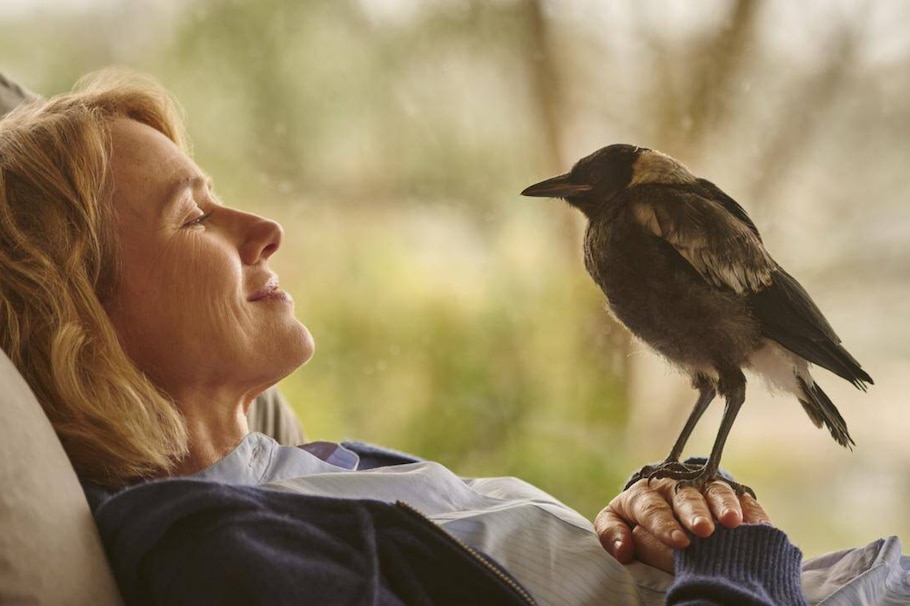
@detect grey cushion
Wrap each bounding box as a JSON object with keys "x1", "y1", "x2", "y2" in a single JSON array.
[
  {"x1": 0, "y1": 72, "x2": 37, "y2": 118},
  {"x1": 0, "y1": 348, "x2": 124, "y2": 605},
  {"x1": 248, "y1": 386, "x2": 304, "y2": 445}
]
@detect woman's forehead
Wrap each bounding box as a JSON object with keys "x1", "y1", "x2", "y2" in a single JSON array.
[
  {"x1": 109, "y1": 119, "x2": 201, "y2": 216},
  {"x1": 109, "y1": 119, "x2": 187, "y2": 171}
]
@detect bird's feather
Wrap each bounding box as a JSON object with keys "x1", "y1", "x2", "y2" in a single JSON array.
[
  {"x1": 630, "y1": 187, "x2": 776, "y2": 294},
  {"x1": 630, "y1": 182, "x2": 873, "y2": 389},
  {"x1": 750, "y1": 268, "x2": 873, "y2": 388},
  {"x1": 797, "y1": 375, "x2": 855, "y2": 448},
  {"x1": 680, "y1": 180, "x2": 871, "y2": 388},
  {"x1": 629, "y1": 182, "x2": 872, "y2": 388},
  {"x1": 693, "y1": 179, "x2": 763, "y2": 241}
]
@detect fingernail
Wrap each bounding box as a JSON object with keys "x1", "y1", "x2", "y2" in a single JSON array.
[
  {"x1": 693, "y1": 515, "x2": 710, "y2": 529},
  {"x1": 670, "y1": 529, "x2": 688, "y2": 544},
  {"x1": 613, "y1": 538, "x2": 624, "y2": 553}
]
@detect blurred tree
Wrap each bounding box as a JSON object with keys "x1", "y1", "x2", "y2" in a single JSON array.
[{"x1": 744, "y1": 23, "x2": 859, "y2": 211}]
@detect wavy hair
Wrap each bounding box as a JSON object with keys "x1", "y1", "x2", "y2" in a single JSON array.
[{"x1": 0, "y1": 70, "x2": 190, "y2": 486}]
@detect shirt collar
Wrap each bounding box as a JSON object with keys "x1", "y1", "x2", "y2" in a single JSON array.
[{"x1": 192, "y1": 432, "x2": 360, "y2": 486}]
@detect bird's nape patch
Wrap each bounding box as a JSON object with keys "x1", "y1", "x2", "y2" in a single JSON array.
[{"x1": 629, "y1": 150, "x2": 697, "y2": 186}]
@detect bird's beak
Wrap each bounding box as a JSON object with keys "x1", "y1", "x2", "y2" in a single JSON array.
[{"x1": 520, "y1": 173, "x2": 592, "y2": 198}]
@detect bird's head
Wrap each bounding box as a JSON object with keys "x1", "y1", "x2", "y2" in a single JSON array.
[{"x1": 521, "y1": 144, "x2": 695, "y2": 219}]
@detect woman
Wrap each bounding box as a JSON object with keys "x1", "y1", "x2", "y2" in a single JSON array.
[{"x1": 0, "y1": 70, "x2": 808, "y2": 605}]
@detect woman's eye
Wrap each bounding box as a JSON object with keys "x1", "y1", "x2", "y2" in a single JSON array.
[{"x1": 185, "y1": 210, "x2": 213, "y2": 227}]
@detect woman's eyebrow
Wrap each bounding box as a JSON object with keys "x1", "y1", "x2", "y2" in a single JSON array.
[{"x1": 160, "y1": 174, "x2": 214, "y2": 215}]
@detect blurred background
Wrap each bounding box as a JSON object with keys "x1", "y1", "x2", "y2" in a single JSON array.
[{"x1": 3, "y1": 0, "x2": 908, "y2": 557}]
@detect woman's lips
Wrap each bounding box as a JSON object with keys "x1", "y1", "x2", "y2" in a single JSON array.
[{"x1": 248, "y1": 276, "x2": 292, "y2": 303}]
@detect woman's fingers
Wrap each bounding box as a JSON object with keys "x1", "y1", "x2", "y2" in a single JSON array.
[
  {"x1": 631, "y1": 525, "x2": 675, "y2": 574},
  {"x1": 739, "y1": 492, "x2": 773, "y2": 525},
  {"x1": 594, "y1": 506, "x2": 636, "y2": 563},
  {"x1": 671, "y1": 486, "x2": 715, "y2": 538},
  {"x1": 608, "y1": 479, "x2": 689, "y2": 548},
  {"x1": 598, "y1": 476, "x2": 774, "y2": 564},
  {"x1": 595, "y1": 501, "x2": 676, "y2": 573},
  {"x1": 703, "y1": 481, "x2": 744, "y2": 528}
]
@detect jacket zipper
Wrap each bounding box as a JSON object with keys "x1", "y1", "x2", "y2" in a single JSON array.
[{"x1": 395, "y1": 500, "x2": 538, "y2": 605}]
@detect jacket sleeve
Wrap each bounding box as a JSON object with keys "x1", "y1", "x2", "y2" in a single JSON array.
[{"x1": 668, "y1": 524, "x2": 808, "y2": 606}]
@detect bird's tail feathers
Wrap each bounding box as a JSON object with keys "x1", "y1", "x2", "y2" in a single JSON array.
[
  {"x1": 797, "y1": 375, "x2": 854, "y2": 449},
  {"x1": 810, "y1": 339, "x2": 873, "y2": 391}
]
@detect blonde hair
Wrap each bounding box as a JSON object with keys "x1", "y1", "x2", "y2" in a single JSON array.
[{"x1": 0, "y1": 70, "x2": 190, "y2": 486}]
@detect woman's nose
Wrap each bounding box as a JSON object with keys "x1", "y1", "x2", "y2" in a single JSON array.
[{"x1": 239, "y1": 213, "x2": 283, "y2": 265}]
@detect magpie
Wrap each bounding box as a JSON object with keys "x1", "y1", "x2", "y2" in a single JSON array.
[{"x1": 521, "y1": 144, "x2": 873, "y2": 495}]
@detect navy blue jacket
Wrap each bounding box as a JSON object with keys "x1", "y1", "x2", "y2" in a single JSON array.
[
  {"x1": 92, "y1": 479, "x2": 537, "y2": 605},
  {"x1": 85, "y1": 444, "x2": 807, "y2": 605}
]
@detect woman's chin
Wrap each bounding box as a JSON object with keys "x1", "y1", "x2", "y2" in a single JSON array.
[
  {"x1": 228, "y1": 320, "x2": 316, "y2": 391},
  {"x1": 295, "y1": 324, "x2": 316, "y2": 367},
  {"x1": 278, "y1": 320, "x2": 315, "y2": 371}
]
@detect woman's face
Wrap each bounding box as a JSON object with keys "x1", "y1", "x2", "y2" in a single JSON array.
[{"x1": 104, "y1": 119, "x2": 314, "y2": 405}]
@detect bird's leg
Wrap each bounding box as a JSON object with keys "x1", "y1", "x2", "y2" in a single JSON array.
[
  {"x1": 666, "y1": 374, "x2": 716, "y2": 463},
  {"x1": 674, "y1": 369, "x2": 755, "y2": 497},
  {"x1": 625, "y1": 375, "x2": 715, "y2": 489},
  {"x1": 630, "y1": 369, "x2": 756, "y2": 498}
]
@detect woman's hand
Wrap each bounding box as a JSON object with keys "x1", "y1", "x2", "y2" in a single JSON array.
[{"x1": 593, "y1": 478, "x2": 772, "y2": 574}]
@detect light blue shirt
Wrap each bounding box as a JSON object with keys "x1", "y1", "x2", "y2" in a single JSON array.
[{"x1": 194, "y1": 433, "x2": 910, "y2": 606}]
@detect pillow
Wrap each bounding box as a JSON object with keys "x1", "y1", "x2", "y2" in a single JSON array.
[
  {"x1": 248, "y1": 385, "x2": 304, "y2": 445},
  {"x1": 0, "y1": 348, "x2": 123, "y2": 604},
  {"x1": 0, "y1": 72, "x2": 37, "y2": 117}
]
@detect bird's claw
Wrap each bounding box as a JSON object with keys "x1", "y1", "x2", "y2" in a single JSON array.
[
  {"x1": 623, "y1": 460, "x2": 696, "y2": 489},
  {"x1": 674, "y1": 476, "x2": 757, "y2": 499},
  {"x1": 626, "y1": 460, "x2": 757, "y2": 498}
]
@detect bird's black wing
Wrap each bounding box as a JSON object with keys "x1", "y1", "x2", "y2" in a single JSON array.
[
  {"x1": 694, "y1": 179, "x2": 763, "y2": 241},
  {"x1": 698, "y1": 184, "x2": 871, "y2": 386},
  {"x1": 631, "y1": 183, "x2": 872, "y2": 388},
  {"x1": 630, "y1": 187, "x2": 775, "y2": 294},
  {"x1": 750, "y1": 267, "x2": 873, "y2": 388},
  {"x1": 686, "y1": 182, "x2": 871, "y2": 387}
]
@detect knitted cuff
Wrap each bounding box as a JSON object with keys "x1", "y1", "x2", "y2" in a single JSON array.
[{"x1": 669, "y1": 524, "x2": 808, "y2": 606}]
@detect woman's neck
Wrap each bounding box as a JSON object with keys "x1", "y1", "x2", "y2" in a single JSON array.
[{"x1": 168, "y1": 392, "x2": 251, "y2": 476}]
